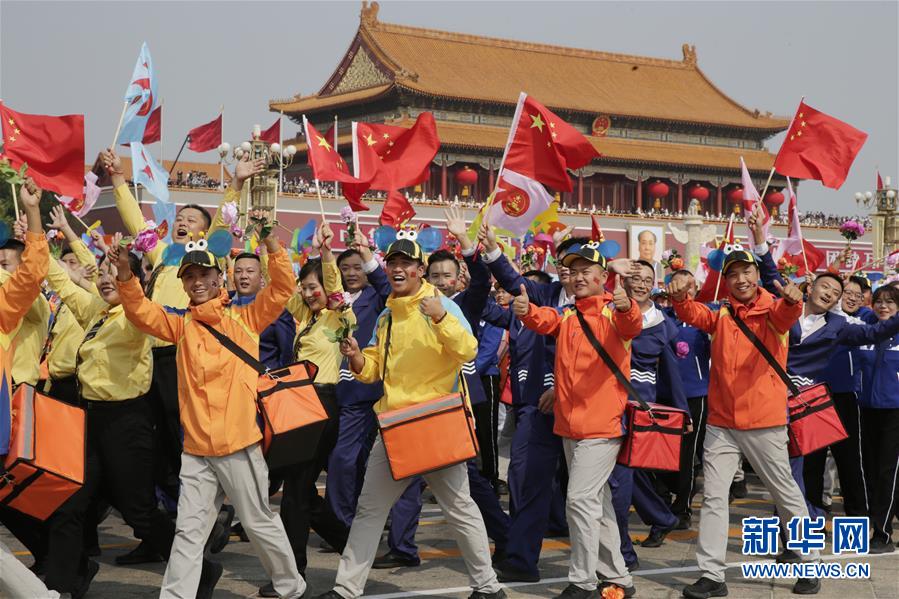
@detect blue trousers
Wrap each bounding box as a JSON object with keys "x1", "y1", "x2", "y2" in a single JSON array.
[
  {"x1": 500, "y1": 405, "x2": 566, "y2": 577},
  {"x1": 610, "y1": 465, "x2": 678, "y2": 565},
  {"x1": 325, "y1": 403, "x2": 377, "y2": 527},
  {"x1": 387, "y1": 461, "x2": 510, "y2": 559}
]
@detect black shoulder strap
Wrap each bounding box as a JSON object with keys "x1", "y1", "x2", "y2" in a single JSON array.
[
  {"x1": 575, "y1": 308, "x2": 650, "y2": 411},
  {"x1": 381, "y1": 313, "x2": 392, "y2": 381},
  {"x1": 198, "y1": 321, "x2": 267, "y2": 375},
  {"x1": 728, "y1": 307, "x2": 799, "y2": 395}
]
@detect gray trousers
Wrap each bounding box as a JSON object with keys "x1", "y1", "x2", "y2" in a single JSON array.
[
  {"x1": 333, "y1": 437, "x2": 501, "y2": 598},
  {"x1": 562, "y1": 437, "x2": 633, "y2": 591},
  {"x1": 0, "y1": 536, "x2": 60, "y2": 599},
  {"x1": 160, "y1": 444, "x2": 305, "y2": 598},
  {"x1": 697, "y1": 424, "x2": 820, "y2": 582}
]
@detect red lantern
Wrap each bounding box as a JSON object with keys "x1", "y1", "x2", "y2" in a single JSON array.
[
  {"x1": 689, "y1": 185, "x2": 710, "y2": 202},
  {"x1": 765, "y1": 190, "x2": 785, "y2": 206},
  {"x1": 455, "y1": 166, "x2": 478, "y2": 186},
  {"x1": 727, "y1": 187, "x2": 744, "y2": 204},
  {"x1": 647, "y1": 181, "x2": 670, "y2": 198}
]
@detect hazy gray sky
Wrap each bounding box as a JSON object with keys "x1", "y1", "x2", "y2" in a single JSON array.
[{"x1": 2, "y1": 1, "x2": 896, "y2": 214}]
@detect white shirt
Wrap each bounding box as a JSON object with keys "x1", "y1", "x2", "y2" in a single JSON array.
[
  {"x1": 642, "y1": 304, "x2": 664, "y2": 329},
  {"x1": 799, "y1": 311, "x2": 827, "y2": 342}
]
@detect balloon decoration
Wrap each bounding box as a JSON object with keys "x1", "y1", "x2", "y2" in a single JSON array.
[
  {"x1": 0, "y1": 221, "x2": 9, "y2": 247},
  {"x1": 598, "y1": 240, "x2": 621, "y2": 258}
]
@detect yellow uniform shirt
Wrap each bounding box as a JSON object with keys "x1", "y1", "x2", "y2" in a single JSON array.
[
  {"x1": 47, "y1": 238, "x2": 96, "y2": 379},
  {"x1": 113, "y1": 184, "x2": 233, "y2": 345},
  {"x1": 0, "y1": 268, "x2": 50, "y2": 386},
  {"x1": 47, "y1": 259, "x2": 152, "y2": 401},
  {"x1": 285, "y1": 260, "x2": 354, "y2": 385}
]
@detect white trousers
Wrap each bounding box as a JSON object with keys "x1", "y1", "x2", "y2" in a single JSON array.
[
  {"x1": 697, "y1": 424, "x2": 820, "y2": 582},
  {"x1": 0, "y1": 535, "x2": 60, "y2": 598},
  {"x1": 333, "y1": 437, "x2": 501, "y2": 598},
  {"x1": 562, "y1": 436, "x2": 632, "y2": 591},
  {"x1": 160, "y1": 444, "x2": 305, "y2": 598}
]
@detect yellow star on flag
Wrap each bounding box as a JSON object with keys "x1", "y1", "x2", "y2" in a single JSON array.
[
  {"x1": 8, "y1": 136, "x2": 15, "y2": 143},
  {"x1": 316, "y1": 136, "x2": 333, "y2": 152},
  {"x1": 365, "y1": 133, "x2": 377, "y2": 147},
  {"x1": 529, "y1": 113, "x2": 545, "y2": 132},
  {"x1": 13, "y1": 128, "x2": 19, "y2": 135},
  {"x1": 6, "y1": 118, "x2": 13, "y2": 126},
  {"x1": 551, "y1": 131, "x2": 558, "y2": 139},
  {"x1": 382, "y1": 133, "x2": 390, "y2": 140}
]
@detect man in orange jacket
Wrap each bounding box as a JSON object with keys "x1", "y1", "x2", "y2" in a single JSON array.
[
  {"x1": 670, "y1": 250, "x2": 820, "y2": 598},
  {"x1": 113, "y1": 218, "x2": 305, "y2": 599},
  {"x1": 514, "y1": 242, "x2": 642, "y2": 599}
]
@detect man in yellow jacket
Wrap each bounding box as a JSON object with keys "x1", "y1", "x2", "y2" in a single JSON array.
[
  {"x1": 316, "y1": 237, "x2": 505, "y2": 599},
  {"x1": 113, "y1": 217, "x2": 305, "y2": 599}
]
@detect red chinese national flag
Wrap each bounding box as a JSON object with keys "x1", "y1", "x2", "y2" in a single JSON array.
[
  {"x1": 591, "y1": 215, "x2": 605, "y2": 242},
  {"x1": 0, "y1": 103, "x2": 85, "y2": 199},
  {"x1": 502, "y1": 93, "x2": 599, "y2": 192},
  {"x1": 303, "y1": 117, "x2": 371, "y2": 211},
  {"x1": 380, "y1": 190, "x2": 416, "y2": 227},
  {"x1": 187, "y1": 113, "x2": 222, "y2": 152},
  {"x1": 773, "y1": 101, "x2": 867, "y2": 189},
  {"x1": 258, "y1": 117, "x2": 280, "y2": 144},
  {"x1": 354, "y1": 112, "x2": 440, "y2": 190}
]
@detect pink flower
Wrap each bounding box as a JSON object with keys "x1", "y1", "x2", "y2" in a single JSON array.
[
  {"x1": 340, "y1": 206, "x2": 357, "y2": 224},
  {"x1": 839, "y1": 220, "x2": 865, "y2": 241},
  {"x1": 134, "y1": 228, "x2": 159, "y2": 253},
  {"x1": 676, "y1": 341, "x2": 690, "y2": 359},
  {"x1": 221, "y1": 202, "x2": 238, "y2": 226}
]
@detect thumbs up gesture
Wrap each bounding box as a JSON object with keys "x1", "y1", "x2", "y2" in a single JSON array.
[
  {"x1": 612, "y1": 274, "x2": 631, "y2": 311},
  {"x1": 773, "y1": 278, "x2": 803, "y2": 305},
  {"x1": 668, "y1": 274, "x2": 690, "y2": 303},
  {"x1": 420, "y1": 287, "x2": 448, "y2": 322},
  {"x1": 512, "y1": 284, "x2": 531, "y2": 317}
]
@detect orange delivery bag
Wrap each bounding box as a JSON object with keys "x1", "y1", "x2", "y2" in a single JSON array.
[
  {"x1": 377, "y1": 393, "x2": 479, "y2": 481},
  {"x1": 1, "y1": 385, "x2": 85, "y2": 520}
]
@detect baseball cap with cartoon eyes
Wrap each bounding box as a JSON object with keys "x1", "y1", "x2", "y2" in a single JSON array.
[
  {"x1": 385, "y1": 228, "x2": 424, "y2": 263},
  {"x1": 721, "y1": 242, "x2": 758, "y2": 275},
  {"x1": 560, "y1": 241, "x2": 608, "y2": 269},
  {"x1": 177, "y1": 236, "x2": 221, "y2": 278}
]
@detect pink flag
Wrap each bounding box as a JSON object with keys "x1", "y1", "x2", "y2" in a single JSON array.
[
  {"x1": 741, "y1": 156, "x2": 770, "y2": 239},
  {"x1": 55, "y1": 171, "x2": 101, "y2": 218},
  {"x1": 779, "y1": 178, "x2": 803, "y2": 256},
  {"x1": 773, "y1": 178, "x2": 826, "y2": 276}
]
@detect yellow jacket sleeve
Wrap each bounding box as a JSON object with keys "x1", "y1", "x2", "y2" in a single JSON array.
[
  {"x1": 114, "y1": 184, "x2": 166, "y2": 267},
  {"x1": 432, "y1": 310, "x2": 478, "y2": 365},
  {"x1": 46, "y1": 258, "x2": 105, "y2": 329},
  {"x1": 117, "y1": 276, "x2": 184, "y2": 343},
  {"x1": 0, "y1": 232, "x2": 48, "y2": 335},
  {"x1": 355, "y1": 336, "x2": 384, "y2": 384},
  {"x1": 242, "y1": 248, "x2": 296, "y2": 335},
  {"x1": 69, "y1": 238, "x2": 99, "y2": 285}
]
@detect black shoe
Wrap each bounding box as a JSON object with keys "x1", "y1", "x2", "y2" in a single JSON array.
[
  {"x1": 196, "y1": 559, "x2": 223, "y2": 599},
  {"x1": 642, "y1": 524, "x2": 674, "y2": 548},
  {"x1": 869, "y1": 539, "x2": 896, "y2": 554},
  {"x1": 600, "y1": 581, "x2": 636, "y2": 598},
  {"x1": 206, "y1": 505, "x2": 234, "y2": 554},
  {"x1": 28, "y1": 559, "x2": 46, "y2": 576},
  {"x1": 776, "y1": 549, "x2": 802, "y2": 563},
  {"x1": 792, "y1": 578, "x2": 820, "y2": 594},
  {"x1": 495, "y1": 480, "x2": 509, "y2": 496},
  {"x1": 494, "y1": 561, "x2": 540, "y2": 583},
  {"x1": 72, "y1": 560, "x2": 100, "y2": 599},
  {"x1": 625, "y1": 558, "x2": 640, "y2": 572},
  {"x1": 314, "y1": 592, "x2": 344, "y2": 599},
  {"x1": 231, "y1": 521, "x2": 250, "y2": 542},
  {"x1": 371, "y1": 551, "x2": 420, "y2": 569},
  {"x1": 84, "y1": 544, "x2": 101, "y2": 557},
  {"x1": 259, "y1": 581, "x2": 278, "y2": 598},
  {"x1": 115, "y1": 540, "x2": 164, "y2": 565},
  {"x1": 675, "y1": 513, "x2": 692, "y2": 530},
  {"x1": 491, "y1": 548, "x2": 507, "y2": 565},
  {"x1": 683, "y1": 576, "x2": 728, "y2": 598},
  {"x1": 553, "y1": 584, "x2": 596, "y2": 599},
  {"x1": 319, "y1": 539, "x2": 338, "y2": 553},
  {"x1": 469, "y1": 590, "x2": 507, "y2": 599},
  {"x1": 730, "y1": 479, "x2": 747, "y2": 499}
]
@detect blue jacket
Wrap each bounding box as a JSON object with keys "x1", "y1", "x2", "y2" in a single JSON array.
[
  {"x1": 824, "y1": 307, "x2": 875, "y2": 394},
  {"x1": 229, "y1": 291, "x2": 296, "y2": 371},
  {"x1": 785, "y1": 309, "x2": 899, "y2": 389},
  {"x1": 336, "y1": 266, "x2": 391, "y2": 407},
  {"x1": 451, "y1": 252, "x2": 492, "y2": 405},
  {"x1": 856, "y1": 332, "x2": 899, "y2": 409},
  {"x1": 483, "y1": 253, "x2": 559, "y2": 406},
  {"x1": 664, "y1": 306, "x2": 711, "y2": 399},
  {"x1": 476, "y1": 321, "x2": 503, "y2": 376},
  {"x1": 630, "y1": 310, "x2": 688, "y2": 412}
]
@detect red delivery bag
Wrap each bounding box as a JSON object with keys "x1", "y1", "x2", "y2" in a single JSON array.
[
  {"x1": 1, "y1": 385, "x2": 85, "y2": 520},
  {"x1": 786, "y1": 383, "x2": 847, "y2": 458},
  {"x1": 617, "y1": 401, "x2": 687, "y2": 471}
]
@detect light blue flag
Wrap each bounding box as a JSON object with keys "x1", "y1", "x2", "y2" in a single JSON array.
[
  {"x1": 131, "y1": 142, "x2": 170, "y2": 204},
  {"x1": 117, "y1": 42, "x2": 158, "y2": 145}
]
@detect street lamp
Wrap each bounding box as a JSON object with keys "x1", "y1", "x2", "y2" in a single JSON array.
[{"x1": 855, "y1": 176, "x2": 898, "y2": 274}]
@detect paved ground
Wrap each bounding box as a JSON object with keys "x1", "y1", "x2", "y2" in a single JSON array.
[{"x1": 4, "y1": 471, "x2": 898, "y2": 598}]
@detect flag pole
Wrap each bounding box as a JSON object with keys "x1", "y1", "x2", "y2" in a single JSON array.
[
  {"x1": 713, "y1": 214, "x2": 736, "y2": 302},
  {"x1": 314, "y1": 179, "x2": 327, "y2": 222},
  {"x1": 168, "y1": 134, "x2": 189, "y2": 176},
  {"x1": 158, "y1": 98, "x2": 164, "y2": 166},
  {"x1": 334, "y1": 115, "x2": 339, "y2": 200},
  {"x1": 111, "y1": 100, "x2": 129, "y2": 150},
  {"x1": 484, "y1": 92, "x2": 527, "y2": 228},
  {"x1": 278, "y1": 111, "x2": 284, "y2": 196},
  {"x1": 9, "y1": 182, "x2": 19, "y2": 219},
  {"x1": 219, "y1": 105, "x2": 225, "y2": 190},
  {"x1": 757, "y1": 166, "x2": 777, "y2": 205}
]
